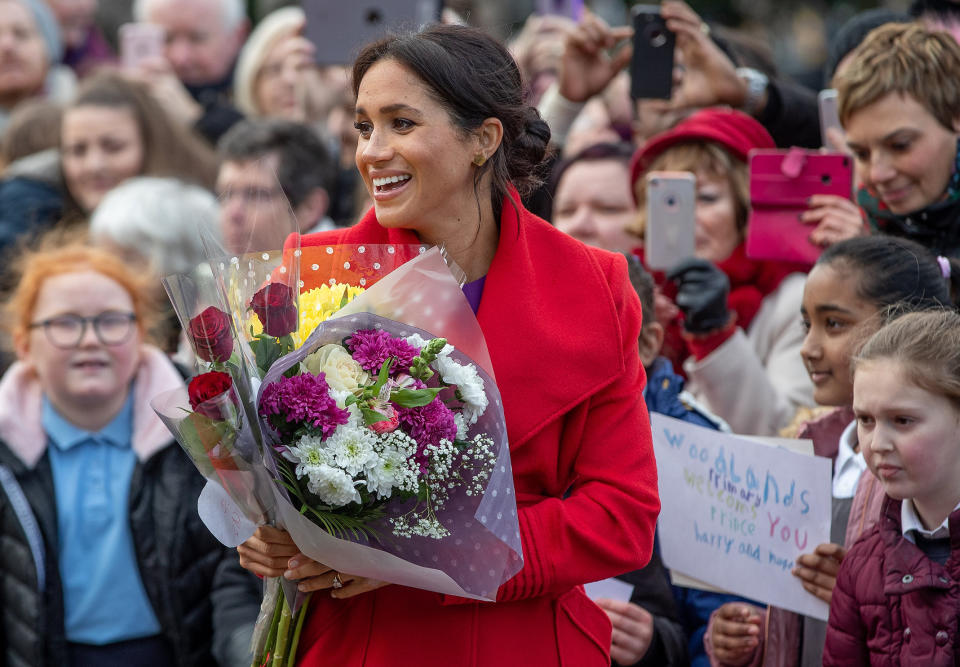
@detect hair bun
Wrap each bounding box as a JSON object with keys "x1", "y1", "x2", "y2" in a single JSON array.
[{"x1": 506, "y1": 107, "x2": 551, "y2": 196}]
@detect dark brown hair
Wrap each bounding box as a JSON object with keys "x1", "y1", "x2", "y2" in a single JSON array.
[{"x1": 351, "y1": 24, "x2": 551, "y2": 216}]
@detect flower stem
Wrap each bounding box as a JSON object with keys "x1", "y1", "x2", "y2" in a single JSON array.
[
  {"x1": 271, "y1": 597, "x2": 293, "y2": 667},
  {"x1": 286, "y1": 592, "x2": 313, "y2": 667}
]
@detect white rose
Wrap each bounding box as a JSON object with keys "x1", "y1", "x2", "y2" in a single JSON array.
[{"x1": 302, "y1": 344, "x2": 369, "y2": 392}]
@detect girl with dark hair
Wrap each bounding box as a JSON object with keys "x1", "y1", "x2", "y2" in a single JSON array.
[
  {"x1": 708, "y1": 235, "x2": 957, "y2": 667},
  {"x1": 235, "y1": 23, "x2": 660, "y2": 667}
]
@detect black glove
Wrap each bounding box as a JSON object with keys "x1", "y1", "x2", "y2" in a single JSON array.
[{"x1": 666, "y1": 258, "x2": 731, "y2": 334}]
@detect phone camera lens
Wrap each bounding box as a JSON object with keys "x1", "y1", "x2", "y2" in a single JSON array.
[
  {"x1": 647, "y1": 27, "x2": 667, "y2": 48},
  {"x1": 365, "y1": 9, "x2": 383, "y2": 25}
]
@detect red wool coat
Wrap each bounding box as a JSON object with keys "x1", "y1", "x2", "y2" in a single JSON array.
[{"x1": 292, "y1": 197, "x2": 660, "y2": 666}]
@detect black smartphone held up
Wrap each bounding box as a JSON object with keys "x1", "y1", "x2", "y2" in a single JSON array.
[
  {"x1": 630, "y1": 4, "x2": 674, "y2": 100},
  {"x1": 303, "y1": 0, "x2": 443, "y2": 65}
]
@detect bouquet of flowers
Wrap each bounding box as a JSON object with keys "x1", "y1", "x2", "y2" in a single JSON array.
[{"x1": 153, "y1": 226, "x2": 522, "y2": 667}]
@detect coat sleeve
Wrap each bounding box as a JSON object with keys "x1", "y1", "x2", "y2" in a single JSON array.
[
  {"x1": 756, "y1": 79, "x2": 821, "y2": 150},
  {"x1": 490, "y1": 254, "x2": 660, "y2": 602},
  {"x1": 684, "y1": 274, "x2": 811, "y2": 436},
  {"x1": 211, "y1": 552, "x2": 262, "y2": 667},
  {"x1": 822, "y1": 549, "x2": 870, "y2": 666}
]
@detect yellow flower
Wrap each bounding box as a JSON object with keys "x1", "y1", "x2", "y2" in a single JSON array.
[
  {"x1": 295, "y1": 283, "x2": 365, "y2": 347},
  {"x1": 247, "y1": 282, "x2": 365, "y2": 347}
]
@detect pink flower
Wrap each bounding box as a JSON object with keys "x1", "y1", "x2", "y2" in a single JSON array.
[
  {"x1": 258, "y1": 372, "x2": 348, "y2": 437},
  {"x1": 346, "y1": 329, "x2": 418, "y2": 374}
]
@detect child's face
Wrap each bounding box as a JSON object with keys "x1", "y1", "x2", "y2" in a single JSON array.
[
  {"x1": 800, "y1": 264, "x2": 879, "y2": 407},
  {"x1": 17, "y1": 270, "x2": 141, "y2": 417},
  {"x1": 854, "y1": 359, "x2": 960, "y2": 526}
]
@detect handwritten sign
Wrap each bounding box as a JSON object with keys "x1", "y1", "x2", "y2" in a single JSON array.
[{"x1": 651, "y1": 413, "x2": 832, "y2": 620}]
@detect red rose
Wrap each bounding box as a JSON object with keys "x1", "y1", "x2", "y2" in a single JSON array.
[
  {"x1": 189, "y1": 306, "x2": 234, "y2": 363},
  {"x1": 188, "y1": 371, "x2": 237, "y2": 420},
  {"x1": 250, "y1": 283, "x2": 297, "y2": 337}
]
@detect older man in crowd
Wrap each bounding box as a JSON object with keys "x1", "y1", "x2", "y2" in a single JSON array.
[{"x1": 132, "y1": 0, "x2": 247, "y2": 143}]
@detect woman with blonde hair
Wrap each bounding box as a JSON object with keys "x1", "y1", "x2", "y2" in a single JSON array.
[{"x1": 834, "y1": 22, "x2": 960, "y2": 256}]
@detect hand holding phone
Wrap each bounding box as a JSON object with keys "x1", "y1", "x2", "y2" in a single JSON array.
[
  {"x1": 119, "y1": 23, "x2": 165, "y2": 70},
  {"x1": 645, "y1": 171, "x2": 696, "y2": 270},
  {"x1": 630, "y1": 5, "x2": 675, "y2": 100}
]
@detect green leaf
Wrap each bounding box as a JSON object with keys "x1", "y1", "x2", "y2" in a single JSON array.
[
  {"x1": 390, "y1": 387, "x2": 443, "y2": 408},
  {"x1": 249, "y1": 336, "x2": 283, "y2": 376},
  {"x1": 344, "y1": 394, "x2": 358, "y2": 407},
  {"x1": 360, "y1": 406, "x2": 389, "y2": 426},
  {"x1": 372, "y1": 357, "x2": 393, "y2": 393}
]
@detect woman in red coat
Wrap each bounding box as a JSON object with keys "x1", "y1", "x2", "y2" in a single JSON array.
[{"x1": 237, "y1": 24, "x2": 660, "y2": 666}]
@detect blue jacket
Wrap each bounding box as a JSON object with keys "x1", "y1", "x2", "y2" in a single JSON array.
[{"x1": 642, "y1": 356, "x2": 759, "y2": 667}]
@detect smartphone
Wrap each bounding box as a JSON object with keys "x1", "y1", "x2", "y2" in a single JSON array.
[
  {"x1": 645, "y1": 171, "x2": 696, "y2": 271},
  {"x1": 119, "y1": 22, "x2": 165, "y2": 70},
  {"x1": 303, "y1": 0, "x2": 443, "y2": 65},
  {"x1": 536, "y1": 0, "x2": 583, "y2": 20},
  {"x1": 746, "y1": 149, "x2": 854, "y2": 265},
  {"x1": 818, "y1": 89, "x2": 844, "y2": 150},
  {"x1": 630, "y1": 5, "x2": 675, "y2": 100}
]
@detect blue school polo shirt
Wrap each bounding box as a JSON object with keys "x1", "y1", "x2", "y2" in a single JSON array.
[{"x1": 44, "y1": 394, "x2": 162, "y2": 644}]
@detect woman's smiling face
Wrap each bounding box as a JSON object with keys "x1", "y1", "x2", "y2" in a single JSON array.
[
  {"x1": 845, "y1": 92, "x2": 959, "y2": 215},
  {"x1": 353, "y1": 59, "x2": 486, "y2": 244}
]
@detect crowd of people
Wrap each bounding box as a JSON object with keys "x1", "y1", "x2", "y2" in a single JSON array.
[{"x1": 2, "y1": 0, "x2": 960, "y2": 665}]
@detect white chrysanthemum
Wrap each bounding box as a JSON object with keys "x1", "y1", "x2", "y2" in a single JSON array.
[
  {"x1": 325, "y1": 423, "x2": 378, "y2": 476},
  {"x1": 434, "y1": 355, "x2": 488, "y2": 423},
  {"x1": 305, "y1": 463, "x2": 361, "y2": 506},
  {"x1": 286, "y1": 434, "x2": 333, "y2": 478},
  {"x1": 364, "y1": 448, "x2": 403, "y2": 499},
  {"x1": 366, "y1": 432, "x2": 420, "y2": 498}
]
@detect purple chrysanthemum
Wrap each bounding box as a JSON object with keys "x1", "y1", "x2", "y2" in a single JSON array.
[
  {"x1": 398, "y1": 397, "x2": 458, "y2": 472},
  {"x1": 259, "y1": 372, "x2": 349, "y2": 438},
  {"x1": 346, "y1": 329, "x2": 419, "y2": 374}
]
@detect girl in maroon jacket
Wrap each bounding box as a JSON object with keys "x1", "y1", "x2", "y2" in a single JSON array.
[{"x1": 824, "y1": 310, "x2": 960, "y2": 666}]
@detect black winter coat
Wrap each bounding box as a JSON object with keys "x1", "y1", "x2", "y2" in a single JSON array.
[{"x1": 0, "y1": 439, "x2": 227, "y2": 667}]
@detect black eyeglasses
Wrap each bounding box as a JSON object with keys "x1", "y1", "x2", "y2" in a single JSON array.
[{"x1": 29, "y1": 311, "x2": 138, "y2": 349}]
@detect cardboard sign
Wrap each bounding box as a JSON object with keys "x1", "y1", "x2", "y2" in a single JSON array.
[{"x1": 652, "y1": 413, "x2": 833, "y2": 620}]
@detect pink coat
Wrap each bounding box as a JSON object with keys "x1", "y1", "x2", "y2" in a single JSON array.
[{"x1": 292, "y1": 198, "x2": 661, "y2": 666}]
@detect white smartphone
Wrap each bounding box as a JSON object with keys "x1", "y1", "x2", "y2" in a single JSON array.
[
  {"x1": 119, "y1": 22, "x2": 165, "y2": 70},
  {"x1": 644, "y1": 171, "x2": 696, "y2": 271},
  {"x1": 818, "y1": 88, "x2": 844, "y2": 150}
]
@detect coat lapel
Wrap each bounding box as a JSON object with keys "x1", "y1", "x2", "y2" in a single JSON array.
[{"x1": 478, "y1": 198, "x2": 628, "y2": 449}]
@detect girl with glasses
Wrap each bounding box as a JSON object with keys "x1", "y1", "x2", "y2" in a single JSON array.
[{"x1": 0, "y1": 238, "x2": 228, "y2": 666}]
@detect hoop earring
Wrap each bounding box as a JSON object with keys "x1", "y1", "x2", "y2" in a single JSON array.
[{"x1": 473, "y1": 153, "x2": 486, "y2": 167}]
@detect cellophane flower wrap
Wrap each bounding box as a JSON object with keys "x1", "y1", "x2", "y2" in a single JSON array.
[{"x1": 151, "y1": 206, "x2": 522, "y2": 667}]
